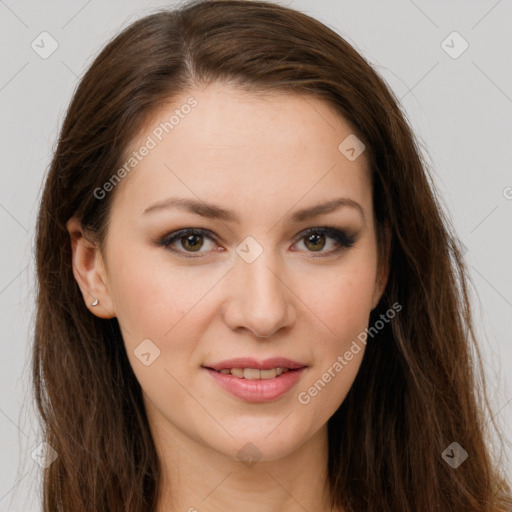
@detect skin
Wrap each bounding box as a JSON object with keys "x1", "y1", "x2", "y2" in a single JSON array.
[{"x1": 67, "y1": 82, "x2": 390, "y2": 512}]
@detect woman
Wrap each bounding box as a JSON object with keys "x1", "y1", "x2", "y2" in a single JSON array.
[{"x1": 33, "y1": 0, "x2": 512, "y2": 510}]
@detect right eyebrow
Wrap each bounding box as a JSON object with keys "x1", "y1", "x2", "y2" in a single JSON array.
[{"x1": 142, "y1": 196, "x2": 366, "y2": 226}]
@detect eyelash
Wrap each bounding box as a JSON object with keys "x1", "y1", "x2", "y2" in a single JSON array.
[{"x1": 157, "y1": 226, "x2": 357, "y2": 259}]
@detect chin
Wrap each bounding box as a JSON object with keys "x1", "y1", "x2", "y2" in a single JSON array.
[{"x1": 202, "y1": 420, "x2": 314, "y2": 464}]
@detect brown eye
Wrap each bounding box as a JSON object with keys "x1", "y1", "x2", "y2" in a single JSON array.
[
  {"x1": 158, "y1": 226, "x2": 357, "y2": 259},
  {"x1": 303, "y1": 232, "x2": 326, "y2": 252},
  {"x1": 180, "y1": 233, "x2": 204, "y2": 252},
  {"x1": 159, "y1": 228, "x2": 217, "y2": 257},
  {"x1": 294, "y1": 227, "x2": 357, "y2": 257}
]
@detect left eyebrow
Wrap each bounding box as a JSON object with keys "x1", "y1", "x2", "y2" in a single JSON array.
[
  {"x1": 142, "y1": 196, "x2": 366, "y2": 225},
  {"x1": 290, "y1": 197, "x2": 366, "y2": 225}
]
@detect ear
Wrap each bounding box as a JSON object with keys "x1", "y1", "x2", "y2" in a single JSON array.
[
  {"x1": 371, "y1": 220, "x2": 391, "y2": 310},
  {"x1": 66, "y1": 217, "x2": 116, "y2": 319}
]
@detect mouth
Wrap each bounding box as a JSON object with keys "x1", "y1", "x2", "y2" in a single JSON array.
[
  {"x1": 203, "y1": 357, "x2": 306, "y2": 373},
  {"x1": 205, "y1": 367, "x2": 298, "y2": 379},
  {"x1": 202, "y1": 358, "x2": 308, "y2": 402}
]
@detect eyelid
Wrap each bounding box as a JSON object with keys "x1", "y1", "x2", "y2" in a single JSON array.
[
  {"x1": 157, "y1": 228, "x2": 218, "y2": 257},
  {"x1": 294, "y1": 226, "x2": 356, "y2": 247},
  {"x1": 157, "y1": 226, "x2": 357, "y2": 258}
]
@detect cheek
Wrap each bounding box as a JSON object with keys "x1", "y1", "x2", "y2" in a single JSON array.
[
  {"x1": 107, "y1": 247, "x2": 224, "y2": 350},
  {"x1": 297, "y1": 253, "x2": 376, "y2": 409},
  {"x1": 109, "y1": 258, "x2": 173, "y2": 338},
  {"x1": 296, "y1": 271, "x2": 371, "y2": 418},
  {"x1": 107, "y1": 250, "x2": 207, "y2": 398},
  {"x1": 306, "y1": 261, "x2": 377, "y2": 345}
]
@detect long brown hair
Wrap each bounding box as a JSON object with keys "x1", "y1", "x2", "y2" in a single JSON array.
[{"x1": 32, "y1": 0, "x2": 511, "y2": 510}]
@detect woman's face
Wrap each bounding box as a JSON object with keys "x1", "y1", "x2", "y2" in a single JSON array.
[{"x1": 86, "y1": 83, "x2": 388, "y2": 462}]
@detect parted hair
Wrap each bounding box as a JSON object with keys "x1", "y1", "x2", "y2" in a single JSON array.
[{"x1": 32, "y1": 0, "x2": 511, "y2": 510}]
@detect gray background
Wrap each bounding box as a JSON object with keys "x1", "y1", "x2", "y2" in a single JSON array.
[{"x1": 1, "y1": 0, "x2": 511, "y2": 510}]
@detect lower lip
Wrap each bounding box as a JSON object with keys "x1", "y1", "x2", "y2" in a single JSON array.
[{"x1": 204, "y1": 367, "x2": 307, "y2": 403}]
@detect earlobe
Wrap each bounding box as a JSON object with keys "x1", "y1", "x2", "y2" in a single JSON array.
[{"x1": 66, "y1": 217, "x2": 116, "y2": 319}]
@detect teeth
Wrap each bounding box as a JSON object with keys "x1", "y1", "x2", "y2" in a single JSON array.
[
  {"x1": 259, "y1": 368, "x2": 277, "y2": 379},
  {"x1": 216, "y1": 367, "x2": 290, "y2": 379},
  {"x1": 230, "y1": 368, "x2": 244, "y2": 378},
  {"x1": 243, "y1": 368, "x2": 261, "y2": 380}
]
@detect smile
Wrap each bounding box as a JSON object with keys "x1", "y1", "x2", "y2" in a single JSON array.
[
  {"x1": 203, "y1": 366, "x2": 307, "y2": 402},
  {"x1": 212, "y1": 367, "x2": 291, "y2": 379}
]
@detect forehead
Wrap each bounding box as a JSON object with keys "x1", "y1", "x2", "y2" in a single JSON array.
[{"x1": 109, "y1": 83, "x2": 372, "y2": 221}]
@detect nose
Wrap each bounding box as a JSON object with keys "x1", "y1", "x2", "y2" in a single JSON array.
[{"x1": 221, "y1": 248, "x2": 296, "y2": 339}]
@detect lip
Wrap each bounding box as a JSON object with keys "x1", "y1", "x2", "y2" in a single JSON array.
[
  {"x1": 203, "y1": 357, "x2": 306, "y2": 371},
  {"x1": 204, "y1": 367, "x2": 307, "y2": 402}
]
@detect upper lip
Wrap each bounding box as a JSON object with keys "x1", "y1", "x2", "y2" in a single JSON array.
[{"x1": 203, "y1": 357, "x2": 307, "y2": 371}]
